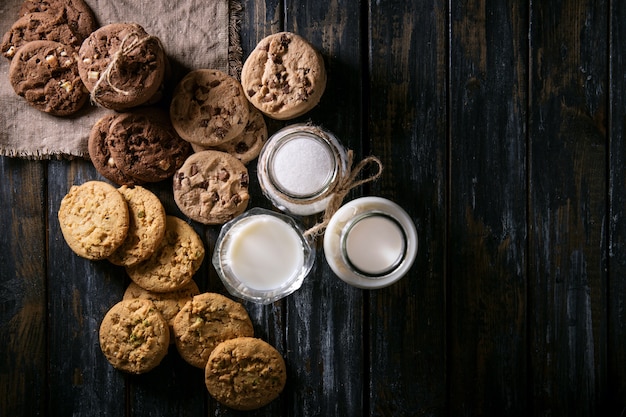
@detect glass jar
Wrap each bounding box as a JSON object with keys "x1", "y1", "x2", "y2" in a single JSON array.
[
  {"x1": 323, "y1": 197, "x2": 418, "y2": 289},
  {"x1": 257, "y1": 123, "x2": 349, "y2": 216},
  {"x1": 212, "y1": 208, "x2": 315, "y2": 304}
]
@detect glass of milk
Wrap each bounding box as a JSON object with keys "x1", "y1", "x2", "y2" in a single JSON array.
[
  {"x1": 323, "y1": 197, "x2": 418, "y2": 289},
  {"x1": 212, "y1": 208, "x2": 316, "y2": 304}
]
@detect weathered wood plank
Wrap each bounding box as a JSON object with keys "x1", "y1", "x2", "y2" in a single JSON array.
[
  {"x1": 447, "y1": 0, "x2": 529, "y2": 414},
  {"x1": 367, "y1": 0, "x2": 448, "y2": 415},
  {"x1": 608, "y1": 0, "x2": 626, "y2": 413},
  {"x1": 528, "y1": 0, "x2": 608, "y2": 414},
  {"x1": 0, "y1": 158, "x2": 47, "y2": 417}
]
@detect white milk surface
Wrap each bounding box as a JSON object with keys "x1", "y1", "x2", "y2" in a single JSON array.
[{"x1": 226, "y1": 215, "x2": 304, "y2": 290}]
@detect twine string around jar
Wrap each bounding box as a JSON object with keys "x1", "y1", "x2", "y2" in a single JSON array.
[
  {"x1": 90, "y1": 32, "x2": 160, "y2": 106},
  {"x1": 304, "y1": 151, "x2": 383, "y2": 239}
]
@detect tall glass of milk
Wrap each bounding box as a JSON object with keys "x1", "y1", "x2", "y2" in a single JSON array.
[{"x1": 213, "y1": 208, "x2": 315, "y2": 304}]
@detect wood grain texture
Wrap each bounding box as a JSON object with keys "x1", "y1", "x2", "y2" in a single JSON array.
[{"x1": 528, "y1": 0, "x2": 608, "y2": 415}]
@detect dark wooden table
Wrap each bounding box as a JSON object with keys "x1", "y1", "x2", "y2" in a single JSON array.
[{"x1": 2, "y1": 0, "x2": 626, "y2": 416}]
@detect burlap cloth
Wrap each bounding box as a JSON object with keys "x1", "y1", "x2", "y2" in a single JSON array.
[{"x1": 0, "y1": 0, "x2": 242, "y2": 159}]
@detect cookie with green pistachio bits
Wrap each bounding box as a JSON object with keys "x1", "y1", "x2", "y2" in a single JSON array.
[{"x1": 99, "y1": 298, "x2": 170, "y2": 374}]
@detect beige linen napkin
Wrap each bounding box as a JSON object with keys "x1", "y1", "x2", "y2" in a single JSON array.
[{"x1": 0, "y1": 0, "x2": 242, "y2": 159}]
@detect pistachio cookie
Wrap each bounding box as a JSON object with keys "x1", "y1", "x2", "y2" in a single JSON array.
[
  {"x1": 99, "y1": 299, "x2": 170, "y2": 374},
  {"x1": 169, "y1": 69, "x2": 249, "y2": 146},
  {"x1": 107, "y1": 185, "x2": 166, "y2": 267},
  {"x1": 125, "y1": 216, "x2": 205, "y2": 293},
  {"x1": 172, "y1": 292, "x2": 254, "y2": 369},
  {"x1": 173, "y1": 150, "x2": 250, "y2": 225},
  {"x1": 241, "y1": 32, "x2": 326, "y2": 120},
  {"x1": 58, "y1": 180, "x2": 129, "y2": 260},
  {"x1": 205, "y1": 337, "x2": 287, "y2": 411},
  {"x1": 78, "y1": 23, "x2": 165, "y2": 110},
  {"x1": 9, "y1": 40, "x2": 87, "y2": 116}
]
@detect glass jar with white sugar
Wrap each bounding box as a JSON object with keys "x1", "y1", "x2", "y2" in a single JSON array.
[
  {"x1": 257, "y1": 123, "x2": 349, "y2": 216},
  {"x1": 323, "y1": 197, "x2": 418, "y2": 289},
  {"x1": 212, "y1": 208, "x2": 315, "y2": 304}
]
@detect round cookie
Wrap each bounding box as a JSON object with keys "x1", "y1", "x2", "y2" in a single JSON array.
[
  {"x1": 125, "y1": 216, "x2": 205, "y2": 293},
  {"x1": 205, "y1": 337, "x2": 287, "y2": 411},
  {"x1": 173, "y1": 150, "x2": 250, "y2": 225},
  {"x1": 58, "y1": 180, "x2": 129, "y2": 260},
  {"x1": 18, "y1": 0, "x2": 97, "y2": 42},
  {"x1": 9, "y1": 40, "x2": 88, "y2": 116},
  {"x1": 123, "y1": 280, "x2": 200, "y2": 341},
  {"x1": 107, "y1": 109, "x2": 191, "y2": 183},
  {"x1": 78, "y1": 23, "x2": 165, "y2": 110},
  {"x1": 191, "y1": 103, "x2": 268, "y2": 165},
  {"x1": 99, "y1": 298, "x2": 170, "y2": 374},
  {"x1": 107, "y1": 185, "x2": 166, "y2": 267},
  {"x1": 88, "y1": 113, "x2": 142, "y2": 186},
  {"x1": 1, "y1": 12, "x2": 82, "y2": 60},
  {"x1": 241, "y1": 32, "x2": 326, "y2": 120},
  {"x1": 172, "y1": 292, "x2": 254, "y2": 369},
  {"x1": 169, "y1": 69, "x2": 249, "y2": 146}
]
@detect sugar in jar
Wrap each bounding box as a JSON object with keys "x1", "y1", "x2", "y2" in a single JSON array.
[
  {"x1": 323, "y1": 197, "x2": 417, "y2": 289},
  {"x1": 257, "y1": 123, "x2": 349, "y2": 216},
  {"x1": 212, "y1": 208, "x2": 315, "y2": 304}
]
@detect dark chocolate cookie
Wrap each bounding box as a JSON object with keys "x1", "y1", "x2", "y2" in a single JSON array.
[
  {"x1": 78, "y1": 23, "x2": 165, "y2": 110},
  {"x1": 107, "y1": 109, "x2": 191, "y2": 183},
  {"x1": 18, "y1": 0, "x2": 97, "y2": 42},
  {"x1": 2, "y1": 12, "x2": 82, "y2": 59},
  {"x1": 9, "y1": 40, "x2": 87, "y2": 116},
  {"x1": 88, "y1": 113, "x2": 143, "y2": 186}
]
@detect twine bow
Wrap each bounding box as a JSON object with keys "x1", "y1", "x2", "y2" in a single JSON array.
[
  {"x1": 90, "y1": 32, "x2": 160, "y2": 106},
  {"x1": 304, "y1": 151, "x2": 383, "y2": 239}
]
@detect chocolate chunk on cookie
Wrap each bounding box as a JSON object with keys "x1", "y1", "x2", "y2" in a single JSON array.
[
  {"x1": 173, "y1": 150, "x2": 250, "y2": 225},
  {"x1": 2, "y1": 12, "x2": 82, "y2": 59},
  {"x1": 18, "y1": 0, "x2": 97, "y2": 42},
  {"x1": 205, "y1": 337, "x2": 287, "y2": 411},
  {"x1": 88, "y1": 113, "x2": 142, "y2": 186},
  {"x1": 107, "y1": 185, "x2": 166, "y2": 267},
  {"x1": 170, "y1": 69, "x2": 250, "y2": 146},
  {"x1": 241, "y1": 32, "x2": 326, "y2": 120},
  {"x1": 191, "y1": 103, "x2": 268, "y2": 165},
  {"x1": 125, "y1": 216, "x2": 205, "y2": 293},
  {"x1": 9, "y1": 40, "x2": 87, "y2": 116},
  {"x1": 58, "y1": 180, "x2": 129, "y2": 260},
  {"x1": 172, "y1": 292, "x2": 254, "y2": 369},
  {"x1": 107, "y1": 109, "x2": 191, "y2": 183},
  {"x1": 78, "y1": 23, "x2": 165, "y2": 110},
  {"x1": 99, "y1": 298, "x2": 170, "y2": 374}
]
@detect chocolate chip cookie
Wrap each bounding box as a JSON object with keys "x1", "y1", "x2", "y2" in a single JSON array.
[
  {"x1": 107, "y1": 185, "x2": 167, "y2": 267},
  {"x1": 9, "y1": 39, "x2": 88, "y2": 116},
  {"x1": 172, "y1": 292, "x2": 254, "y2": 369},
  {"x1": 18, "y1": 0, "x2": 97, "y2": 42},
  {"x1": 106, "y1": 109, "x2": 191, "y2": 183},
  {"x1": 173, "y1": 150, "x2": 250, "y2": 225},
  {"x1": 58, "y1": 180, "x2": 129, "y2": 260},
  {"x1": 205, "y1": 337, "x2": 287, "y2": 410},
  {"x1": 125, "y1": 215, "x2": 205, "y2": 293},
  {"x1": 169, "y1": 69, "x2": 249, "y2": 146},
  {"x1": 191, "y1": 103, "x2": 268, "y2": 165},
  {"x1": 241, "y1": 32, "x2": 326, "y2": 120},
  {"x1": 99, "y1": 298, "x2": 170, "y2": 374},
  {"x1": 78, "y1": 22, "x2": 165, "y2": 110},
  {"x1": 2, "y1": 12, "x2": 81, "y2": 60}
]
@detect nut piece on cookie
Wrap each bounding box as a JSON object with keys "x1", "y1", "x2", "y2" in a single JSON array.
[
  {"x1": 99, "y1": 298, "x2": 170, "y2": 374},
  {"x1": 78, "y1": 23, "x2": 166, "y2": 110},
  {"x1": 173, "y1": 150, "x2": 250, "y2": 225},
  {"x1": 241, "y1": 32, "x2": 326, "y2": 120},
  {"x1": 125, "y1": 215, "x2": 205, "y2": 293},
  {"x1": 169, "y1": 69, "x2": 250, "y2": 147},
  {"x1": 205, "y1": 337, "x2": 287, "y2": 411},
  {"x1": 57, "y1": 180, "x2": 129, "y2": 260},
  {"x1": 172, "y1": 292, "x2": 254, "y2": 369}
]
